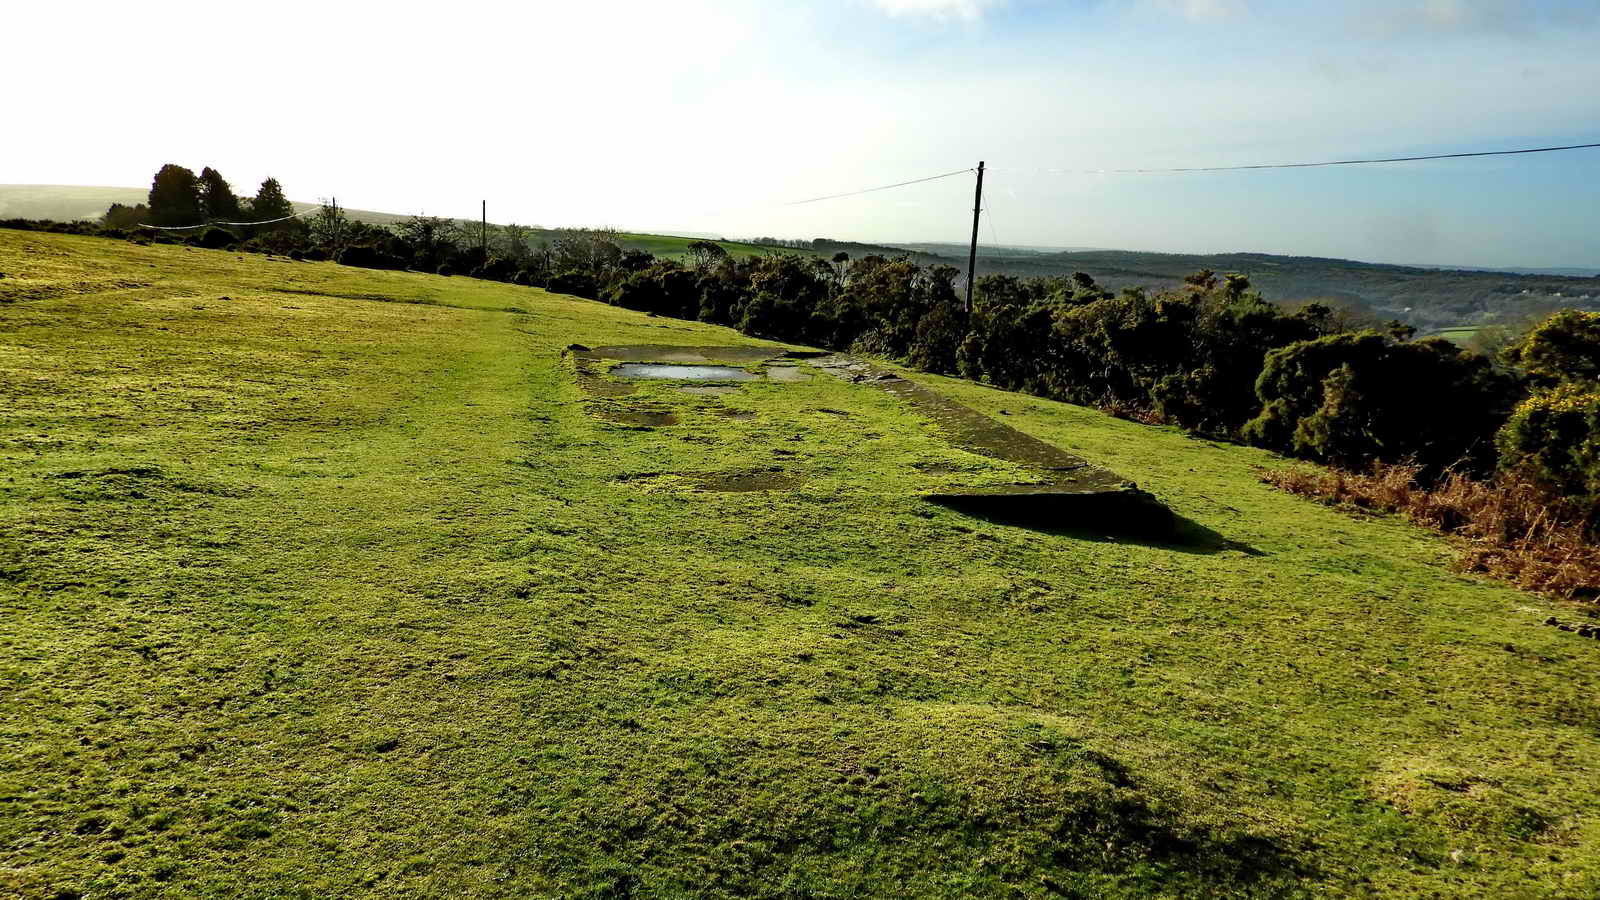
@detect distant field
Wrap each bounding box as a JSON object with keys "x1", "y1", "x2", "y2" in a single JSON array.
[
  {"x1": 1430, "y1": 326, "x2": 1484, "y2": 343},
  {"x1": 613, "y1": 231, "x2": 817, "y2": 261},
  {"x1": 0, "y1": 184, "x2": 147, "y2": 221},
  {"x1": 4, "y1": 231, "x2": 1600, "y2": 897}
]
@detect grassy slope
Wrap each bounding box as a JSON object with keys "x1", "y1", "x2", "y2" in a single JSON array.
[{"x1": 2, "y1": 232, "x2": 1599, "y2": 899}]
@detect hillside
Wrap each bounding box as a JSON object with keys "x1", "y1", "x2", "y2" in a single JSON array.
[
  {"x1": 0, "y1": 184, "x2": 149, "y2": 222},
  {"x1": 944, "y1": 248, "x2": 1600, "y2": 332},
  {"x1": 4, "y1": 230, "x2": 1599, "y2": 897},
  {"x1": 11, "y1": 183, "x2": 1598, "y2": 331}
]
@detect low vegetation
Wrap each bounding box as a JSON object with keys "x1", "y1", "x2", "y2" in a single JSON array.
[
  {"x1": 6, "y1": 230, "x2": 1600, "y2": 896},
  {"x1": 1263, "y1": 464, "x2": 1600, "y2": 600}
]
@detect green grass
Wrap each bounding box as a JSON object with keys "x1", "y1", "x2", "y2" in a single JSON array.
[
  {"x1": 1429, "y1": 326, "x2": 1484, "y2": 343},
  {"x1": 612, "y1": 232, "x2": 816, "y2": 261},
  {"x1": 3, "y1": 231, "x2": 1599, "y2": 898}
]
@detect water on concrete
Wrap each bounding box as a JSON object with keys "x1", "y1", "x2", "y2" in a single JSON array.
[
  {"x1": 581, "y1": 345, "x2": 781, "y2": 364},
  {"x1": 612, "y1": 363, "x2": 757, "y2": 381}
]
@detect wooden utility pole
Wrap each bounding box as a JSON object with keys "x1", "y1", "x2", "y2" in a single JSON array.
[
  {"x1": 965, "y1": 161, "x2": 985, "y2": 313},
  {"x1": 481, "y1": 200, "x2": 487, "y2": 256}
]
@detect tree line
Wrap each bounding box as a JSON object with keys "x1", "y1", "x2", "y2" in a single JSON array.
[{"x1": 102, "y1": 164, "x2": 295, "y2": 230}]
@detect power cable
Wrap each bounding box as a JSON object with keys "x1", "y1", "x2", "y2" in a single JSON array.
[
  {"x1": 137, "y1": 205, "x2": 316, "y2": 231},
  {"x1": 1000, "y1": 140, "x2": 1600, "y2": 176},
  {"x1": 783, "y1": 168, "x2": 974, "y2": 206}
]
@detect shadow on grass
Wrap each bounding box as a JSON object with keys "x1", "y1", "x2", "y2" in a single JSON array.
[{"x1": 932, "y1": 497, "x2": 1263, "y2": 557}]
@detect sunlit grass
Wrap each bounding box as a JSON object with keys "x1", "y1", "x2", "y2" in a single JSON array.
[{"x1": 3, "y1": 231, "x2": 1598, "y2": 898}]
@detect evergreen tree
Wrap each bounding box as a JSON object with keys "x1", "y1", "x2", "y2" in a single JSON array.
[
  {"x1": 250, "y1": 177, "x2": 294, "y2": 222},
  {"x1": 197, "y1": 167, "x2": 240, "y2": 220},
  {"x1": 147, "y1": 164, "x2": 202, "y2": 227}
]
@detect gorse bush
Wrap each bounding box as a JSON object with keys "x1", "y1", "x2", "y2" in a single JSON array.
[
  {"x1": 1501, "y1": 308, "x2": 1600, "y2": 387},
  {"x1": 1497, "y1": 384, "x2": 1600, "y2": 511},
  {"x1": 1245, "y1": 332, "x2": 1518, "y2": 475},
  {"x1": 1494, "y1": 309, "x2": 1600, "y2": 508}
]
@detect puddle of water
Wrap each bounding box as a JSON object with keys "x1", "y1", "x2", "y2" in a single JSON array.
[
  {"x1": 692, "y1": 470, "x2": 806, "y2": 492},
  {"x1": 679, "y1": 385, "x2": 737, "y2": 395},
  {"x1": 766, "y1": 366, "x2": 810, "y2": 382},
  {"x1": 612, "y1": 363, "x2": 757, "y2": 381}
]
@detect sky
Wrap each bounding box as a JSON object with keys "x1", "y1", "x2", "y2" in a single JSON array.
[{"x1": 9, "y1": 0, "x2": 1600, "y2": 267}]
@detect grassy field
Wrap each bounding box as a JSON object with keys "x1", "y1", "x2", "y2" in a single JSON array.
[
  {"x1": 1428, "y1": 326, "x2": 1484, "y2": 344},
  {"x1": 3, "y1": 231, "x2": 1599, "y2": 898},
  {"x1": 610, "y1": 232, "x2": 813, "y2": 261}
]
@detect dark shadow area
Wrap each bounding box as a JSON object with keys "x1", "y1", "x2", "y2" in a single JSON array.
[{"x1": 928, "y1": 493, "x2": 1262, "y2": 556}]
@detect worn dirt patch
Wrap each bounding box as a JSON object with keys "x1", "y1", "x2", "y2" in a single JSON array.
[
  {"x1": 571, "y1": 357, "x2": 636, "y2": 398},
  {"x1": 589, "y1": 404, "x2": 678, "y2": 427},
  {"x1": 766, "y1": 366, "x2": 810, "y2": 382},
  {"x1": 691, "y1": 469, "x2": 807, "y2": 492}
]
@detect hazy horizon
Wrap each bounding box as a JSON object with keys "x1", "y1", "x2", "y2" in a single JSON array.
[{"x1": 11, "y1": 0, "x2": 1600, "y2": 269}]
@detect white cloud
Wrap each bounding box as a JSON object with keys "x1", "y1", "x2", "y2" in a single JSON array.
[
  {"x1": 870, "y1": 0, "x2": 1004, "y2": 21},
  {"x1": 1155, "y1": 0, "x2": 1250, "y2": 22}
]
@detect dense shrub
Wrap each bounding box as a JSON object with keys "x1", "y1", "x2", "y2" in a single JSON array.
[
  {"x1": 1497, "y1": 384, "x2": 1600, "y2": 510},
  {"x1": 1502, "y1": 309, "x2": 1600, "y2": 387},
  {"x1": 606, "y1": 261, "x2": 701, "y2": 318},
  {"x1": 1246, "y1": 332, "x2": 1519, "y2": 475},
  {"x1": 197, "y1": 227, "x2": 238, "y2": 250},
  {"x1": 336, "y1": 245, "x2": 405, "y2": 270},
  {"x1": 546, "y1": 271, "x2": 598, "y2": 300}
]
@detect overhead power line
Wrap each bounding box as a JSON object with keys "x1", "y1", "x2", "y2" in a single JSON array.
[
  {"x1": 137, "y1": 206, "x2": 314, "y2": 230},
  {"x1": 1005, "y1": 140, "x2": 1600, "y2": 176},
  {"x1": 784, "y1": 168, "x2": 975, "y2": 206}
]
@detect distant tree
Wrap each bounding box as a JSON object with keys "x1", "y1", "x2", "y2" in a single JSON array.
[
  {"x1": 102, "y1": 202, "x2": 150, "y2": 229},
  {"x1": 250, "y1": 177, "x2": 294, "y2": 222},
  {"x1": 393, "y1": 215, "x2": 461, "y2": 268},
  {"x1": 306, "y1": 199, "x2": 350, "y2": 251},
  {"x1": 147, "y1": 164, "x2": 202, "y2": 227},
  {"x1": 196, "y1": 167, "x2": 241, "y2": 220},
  {"x1": 499, "y1": 223, "x2": 531, "y2": 262},
  {"x1": 549, "y1": 228, "x2": 622, "y2": 276},
  {"x1": 687, "y1": 239, "x2": 728, "y2": 271}
]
